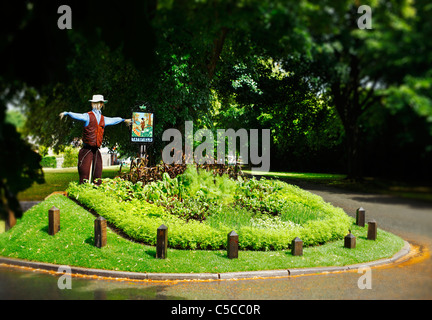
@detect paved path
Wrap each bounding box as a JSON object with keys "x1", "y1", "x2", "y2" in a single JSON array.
[{"x1": 1, "y1": 183, "x2": 431, "y2": 300}]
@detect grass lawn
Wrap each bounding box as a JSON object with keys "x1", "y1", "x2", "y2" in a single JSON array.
[
  {"x1": 17, "y1": 166, "x2": 127, "y2": 201},
  {"x1": 0, "y1": 194, "x2": 405, "y2": 274}
]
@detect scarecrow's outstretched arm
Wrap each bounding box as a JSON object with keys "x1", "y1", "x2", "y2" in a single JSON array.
[
  {"x1": 104, "y1": 116, "x2": 124, "y2": 126},
  {"x1": 60, "y1": 112, "x2": 131, "y2": 127},
  {"x1": 60, "y1": 111, "x2": 90, "y2": 126}
]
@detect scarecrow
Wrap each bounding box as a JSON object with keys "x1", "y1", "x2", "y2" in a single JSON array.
[{"x1": 59, "y1": 94, "x2": 131, "y2": 184}]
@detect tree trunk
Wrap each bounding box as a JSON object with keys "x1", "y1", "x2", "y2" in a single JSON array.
[
  {"x1": 332, "y1": 51, "x2": 364, "y2": 180},
  {"x1": 345, "y1": 119, "x2": 362, "y2": 180},
  {"x1": 207, "y1": 27, "x2": 229, "y2": 80},
  {"x1": 333, "y1": 97, "x2": 362, "y2": 180}
]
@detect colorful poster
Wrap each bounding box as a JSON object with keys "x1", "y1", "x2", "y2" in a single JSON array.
[{"x1": 131, "y1": 112, "x2": 154, "y2": 143}]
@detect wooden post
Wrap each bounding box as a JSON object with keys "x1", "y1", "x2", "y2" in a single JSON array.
[
  {"x1": 344, "y1": 232, "x2": 356, "y2": 249},
  {"x1": 5, "y1": 209, "x2": 16, "y2": 231},
  {"x1": 367, "y1": 220, "x2": 377, "y2": 240},
  {"x1": 356, "y1": 207, "x2": 366, "y2": 227},
  {"x1": 48, "y1": 206, "x2": 60, "y2": 235},
  {"x1": 156, "y1": 224, "x2": 168, "y2": 259},
  {"x1": 140, "y1": 144, "x2": 146, "y2": 159},
  {"x1": 227, "y1": 231, "x2": 239, "y2": 259},
  {"x1": 291, "y1": 237, "x2": 303, "y2": 256},
  {"x1": 94, "y1": 216, "x2": 107, "y2": 248}
]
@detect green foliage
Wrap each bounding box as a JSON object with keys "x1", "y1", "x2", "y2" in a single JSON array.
[
  {"x1": 62, "y1": 147, "x2": 79, "y2": 168},
  {"x1": 179, "y1": 166, "x2": 238, "y2": 204},
  {"x1": 67, "y1": 170, "x2": 352, "y2": 251},
  {"x1": 0, "y1": 100, "x2": 44, "y2": 219},
  {"x1": 99, "y1": 166, "x2": 239, "y2": 222},
  {"x1": 67, "y1": 180, "x2": 227, "y2": 250},
  {"x1": 40, "y1": 156, "x2": 57, "y2": 168},
  {"x1": 7, "y1": 0, "x2": 432, "y2": 179},
  {"x1": 0, "y1": 194, "x2": 405, "y2": 274},
  {"x1": 5, "y1": 110, "x2": 25, "y2": 132}
]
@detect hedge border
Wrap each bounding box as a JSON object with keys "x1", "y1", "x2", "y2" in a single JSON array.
[{"x1": 67, "y1": 179, "x2": 352, "y2": 251}]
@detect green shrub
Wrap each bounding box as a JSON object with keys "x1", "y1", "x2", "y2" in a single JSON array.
[
  {"x1": 0, "y1": 194, "x2": 405, "y2": 273},
  {"x1": 62, "y1": 147, "x2": 79, "y2": 168},
  {"x1": 40, "y1": 156, "x2": 57, "y2": 168},
  {"x1": 66, "y1": 168, "x2": 352, "y2": 251}
]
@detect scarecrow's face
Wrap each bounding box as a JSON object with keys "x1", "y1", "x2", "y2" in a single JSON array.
[{"x1": 92, "y1": 102, "x2": 104, "y2": 110}]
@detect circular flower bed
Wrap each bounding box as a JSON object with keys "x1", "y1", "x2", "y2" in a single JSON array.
[{"x1": 66, "y1": 167, "x2": 352, "y2": 250}]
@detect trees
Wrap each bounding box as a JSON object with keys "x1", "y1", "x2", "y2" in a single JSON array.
[
  {"x1": 297, "y1": 0, "x2": 432, "y2": 179},
  {"x1": 0, "y1": 1, "x2": 46, "y2": 221},
  {"x1": 2, "y1": 0, "x2": 431, "y2": 181},
  {"x1": 0, "y1": 98, "x2": 44, "y2": 221},
  {"x1": 379, "y1": 0, "x2": 432, "y2": 179}
]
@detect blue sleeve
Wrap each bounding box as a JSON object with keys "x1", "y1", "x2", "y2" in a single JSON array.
[
  {"x1": 104, "y1": 116, "x2": 125, "y2": 126},
  {"x1": 64, "y1": 112, "x2": 89, "y2": 126}
]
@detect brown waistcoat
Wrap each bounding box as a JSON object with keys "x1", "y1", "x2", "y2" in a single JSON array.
[{"x1": 82, "y1": 112, "x2": 105, "y2": 147}]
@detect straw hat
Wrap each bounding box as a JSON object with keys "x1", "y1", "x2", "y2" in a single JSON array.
[{"x1": 88, "y1": 94, "x2": 108, "y2": 103}]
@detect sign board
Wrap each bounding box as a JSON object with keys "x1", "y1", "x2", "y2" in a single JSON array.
[{"x1": 131, "y1": 111, "x2": 154, "y2": 143}]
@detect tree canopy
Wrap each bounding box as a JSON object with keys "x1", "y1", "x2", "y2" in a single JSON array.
[{"x1": 1, "y1": 0, "x2": 431, "y2": 181}]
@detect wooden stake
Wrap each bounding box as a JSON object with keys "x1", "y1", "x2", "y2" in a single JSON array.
[
  {"x1": 356, "y1": 207, "x2": 366, "y2": 227},
  {"x1": 5, "y1": 209, "x2": 16, "y2": 231},
  {"x1": 227, "y1": 231, "x2": 239, "y2": 259},
  {"x1": 344, "y1": 232, "x2": 356, "y2": 249},
  {"x1": 291, "y1": 237, "x2": 303, "y2": 256},
  {"x1": 48, "y1": 206, "x2": 60, "y2": 235},
  {"x1": 94, "y1": 216, "x2": 107, "y2": 248},
  {"x1": 367, "y1": 220, "x2": 377, "y2": 240},
  {"x1": 156, "y1": 224, "x2": 168, "y2": 259}
]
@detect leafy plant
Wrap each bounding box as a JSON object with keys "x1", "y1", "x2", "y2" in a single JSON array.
[
  {"x1": 40, "y1": 156, "x2": 57, "y2": 168},
  {"x1": 123, "y1": 154, "x2": 244, "y2": 185},
  {"x1": 67, "y1": 169, "x2": 352, "y2": 251},
  {"x1": 62, "y1": 147, "x2": 79, "y2": 168}
]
